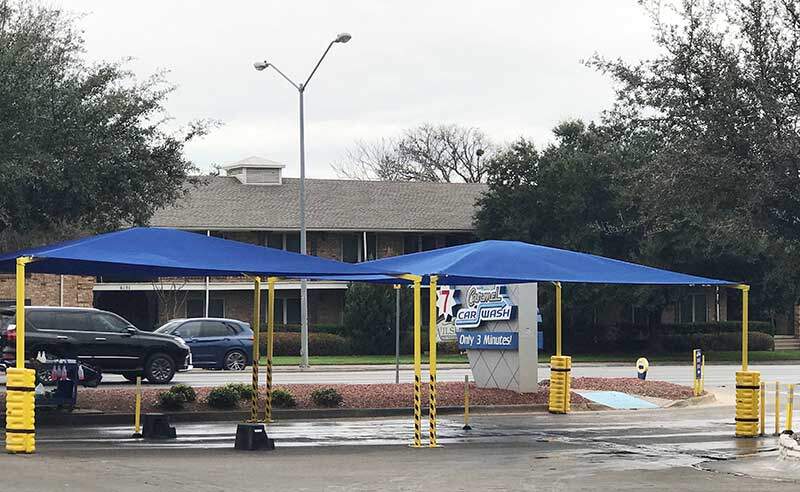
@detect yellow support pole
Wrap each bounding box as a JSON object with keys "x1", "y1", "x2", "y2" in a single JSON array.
[
  {"x1": 775, "y1": 381, "x2": 781, "y2": 436},
  {"x1": 412, "y1": 276, "x2": 423, "y2": 447},
  {"x1": 6, "y1": 257, "x2": 35, "y2": 454},
  {"x1": 265, "y1": 277, "x2": 277, "y2": 422},
  {"x1": 549, "y1": 281, "x2": 571, "y2": 414},
  {"x1": 132, "y1": 376, "x2": 143, "y2": 438},
  {"x1": 787, "y1": 384, "x2": 795, "y2": 433},
  {"x1": 250, "y1": 276, "x2": 261, "y2": 422},
  {"x1": 462, "y1": 374, "x2": 471, "y2": 431},
  {"x1": 555, "y1": 282, "x2": 562, "y2": 357},
  {"x1": 734, "y1": 284, "x2": 759, "y2": 437},
  {"x1": 428, "y1": 275, "x2": 439, "y2": 448},
  {"x1": 759, "y1": 381, "x2": 765, "y2": 436}
]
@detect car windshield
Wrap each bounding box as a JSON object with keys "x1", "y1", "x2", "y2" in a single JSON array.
[{"x1": 154, "y1": 320, "x2": 182, "y2": 334}]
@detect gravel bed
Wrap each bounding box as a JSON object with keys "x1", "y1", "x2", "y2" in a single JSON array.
[{"x1": 0, "y1": 377, "x2": 696, "y2": 414}]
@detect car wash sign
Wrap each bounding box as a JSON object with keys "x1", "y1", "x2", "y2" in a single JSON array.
[{"x1": 454, "y1": 285, "x2": 516, "y2": 329}]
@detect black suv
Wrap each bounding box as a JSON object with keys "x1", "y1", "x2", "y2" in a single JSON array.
[{"x1": 0, "y1": 307, "x2": 191, "y2": 384}]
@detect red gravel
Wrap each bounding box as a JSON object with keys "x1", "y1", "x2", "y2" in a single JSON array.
[{"x1": 0, "y1": 377, "x2": 695, "y2": 414}]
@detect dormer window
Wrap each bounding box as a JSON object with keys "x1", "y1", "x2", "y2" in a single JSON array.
[{"x1": 224, "y1": 156, "x2": 285, "y2": 185}]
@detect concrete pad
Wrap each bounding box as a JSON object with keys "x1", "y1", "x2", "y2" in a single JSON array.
[{"x1": 575, "y1": 390, "x2": 660, "y2": 409}]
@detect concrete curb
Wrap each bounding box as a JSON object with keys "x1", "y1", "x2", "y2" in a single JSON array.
[
  {"x1": 16, "y1": 402, "x2": 615, "y2": 427},
  {"x1": 664, "y1": 392, "x2": 716, "y2": 408}
]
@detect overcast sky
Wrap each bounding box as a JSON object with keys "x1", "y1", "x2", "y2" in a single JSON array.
[{"x1": 68, "y1": 1, "x2": 658, "y2": 178}]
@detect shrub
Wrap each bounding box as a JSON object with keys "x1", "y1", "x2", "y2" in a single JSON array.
[
  {"x1": 157, "y1": 390, "x2": 187, "y2": 410},
  {"x1": 224, "y1": 383, "x2": 255, "y2": 400},
  {"x1": 206, "y1": 386, "x2": 240, "y2": 409},
  {"x1": 271, "y1": 388, "x2": 297, "y2": 408},
  {"x1": 661, "y1": 331, "x2": 773, "y2": 352},
  {"x1": 311, "y1": 387, "x2": 343, "y2": 408},
  {"x1": 437, "y1": 339, "x2": 460, "y2": 355},
  {"x1": 341, "y1": 283, "x2": 414, "y2": 355},
  {"x1": 272, "y1": 332, "x2": 352, "y2": 356},
  {"x1": 169, "y1": 383, "x2": 197, "y2": 403}
]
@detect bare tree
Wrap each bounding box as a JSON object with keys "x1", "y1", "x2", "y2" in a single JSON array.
[
  {"x1": 152, "y1": 278, "x2": 189, "y2": 322},
  {"x1": 333, "y1": 124, "x2": 493, "y2": 183}
]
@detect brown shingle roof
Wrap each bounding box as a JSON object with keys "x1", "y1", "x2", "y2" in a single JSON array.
[{"x1": 149, "y1": 177, "x2": 486, "y2": 232}]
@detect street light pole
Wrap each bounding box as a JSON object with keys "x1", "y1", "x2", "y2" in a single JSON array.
[{"x1": 254, "y1": 33, "x2": 351, "y2": 368}]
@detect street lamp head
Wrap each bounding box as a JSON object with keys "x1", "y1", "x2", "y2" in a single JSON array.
[
  {"x1": 334, "y1": 32, "x2": 352, "y2": 43},
  {"x1": 253, "y1": 60, "x2": 270, "y2": 71}
]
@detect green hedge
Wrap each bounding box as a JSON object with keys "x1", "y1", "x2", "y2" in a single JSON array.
[
  {"x1": 271, "y1": 332, "x2": 352, "y2": 356},
  {"x1": 265, "y1": 324, "x2": 344, "y2": 335},
  {"x1": 661, "y1": 331, "x2": 773, "y2": 352},
  {"x1": 659, "y1": 321, "x2": 775, "y2": 336}
]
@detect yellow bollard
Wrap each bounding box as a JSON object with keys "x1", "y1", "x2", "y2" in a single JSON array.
[
  {"x1": 759, "y1": 381, "x2": 765, "y2": 436},
  {"x1": 775, "y1": 381, "x2": 781, "y2": 436},
  {"x1": 132, "y1": 376, "x2": 143, "y2": 438},
  {"x1": 6, "y1": 256, "x2": 35, "y2": 454},
  {"x1": 787, "y1": 384, "x2": 795, "y2": 433},
  {"x1": 462, "y1": 375, "x2": 471, "y2": 431},
  {"x1": 428, "y1": 276, "x2": 439, "y2": 448},
  {"x1": 5, "y1": 367, "x2": 36, "y2": 453},
  {"x1": 549, "y1": 356, "x2": 572, "y2": 413},
  {"x1": 734, "y1": 370, "x2": 760, "y2": 437},
  {"x1": 548, "y1": 282, "x2": 571, "y2": 414}
]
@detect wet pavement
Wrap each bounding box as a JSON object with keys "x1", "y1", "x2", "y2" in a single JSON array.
[{"x1": 3, "y1": 403, "x2": 799, "y2": 490}]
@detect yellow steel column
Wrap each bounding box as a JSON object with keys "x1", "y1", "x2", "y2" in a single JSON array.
[
  {"x1": 775, "y1": 381, "x2": 781, "y2": 436},
  {"x1": 412, "y1": 276, "x2": 423, "y2": 447},
  {"x1": 555, "y1": 282, "x2": 562, "y2": 357},
  {"x1": 549, "y1": 281, "x2": 571, "y2": 414},
  {"x1": 428, "y1": 275, "x2": 439, "y2": 447},
  {"x1": 734, "y1": 284, "x2": 759, "y2": 437},
  {"x1": 250, "y1": 277, "x2": 261, "y2": 422},
  {"x1": 759, "y1": 381, "x2": 766, "y2": 436},
  {"x1": 6, "y1": 257, "x2": 35, "y2": 453},
  {"x1": 787, "y1": 384, "x2": 795, "y2": 433},
  {"x1": 132, "y1": 376, "x2": 143, "y2": 438},
  {"x1": 265, "y1": 277, "x2": 277, "y2": 422}
]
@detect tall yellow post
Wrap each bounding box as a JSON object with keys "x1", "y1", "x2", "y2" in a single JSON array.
[
  {"x1": 787, "y1": 384, "x2": 795, "y2": 433},
  {"x1": 132, "y1": 376, "x2": 143, "y2": 438},
  {"x1": 250, "y1": 276, "x2": 261, "y2": 422},
  {"x1": 6, "y1": 257, "x2": 36, "y2": 453},
  {"x1": 775, "y1": 381, "x2": 781, "y2": 436},
  {"x1": 412, "y1": 276, "x2": 423, "y2": 447},
  {"x1": 428, "y1": 275, "x2": 439, "y2": 447},
  {"x1": 264, "y1": 277, "x2": 277, "y2": 422},
  {"x1": 734, "y1": 284, "x2": 759, "y2": 437},
  {"x1": 555, "y1": 282, "x2": 562, "y2": 357},
  {"x1": 549, "y1": 282, "x2": 571, "y2": 414}
]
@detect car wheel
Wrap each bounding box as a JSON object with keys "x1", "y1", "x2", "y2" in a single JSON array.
[
  {"x1": 144, "y1": 353, "x2": 176, "y2": 384},
  {"x1": 223, "y1": 350, "x2": 247, "y2": 371}
]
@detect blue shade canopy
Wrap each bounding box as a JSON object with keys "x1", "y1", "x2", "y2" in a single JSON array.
[
  {"x1": 0, "y1": 227, "x2": 404, "y2": 279},
  {"x1": 358, "y1": 240, "x2": 736, "y2": 286}
]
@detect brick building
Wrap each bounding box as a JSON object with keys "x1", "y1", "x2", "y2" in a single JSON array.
[
  {"x1": 92, "y1": 156, "x2": 484, "y2": 330},
  {"x1": 4, "y1": 155, "x2": 735, "y2": 334}
]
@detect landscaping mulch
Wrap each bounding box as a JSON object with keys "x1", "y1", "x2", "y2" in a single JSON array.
[{"x1": 0, "y1": 377, "x2": 696, "y2": 414}]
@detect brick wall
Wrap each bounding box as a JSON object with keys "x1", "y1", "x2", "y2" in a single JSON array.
[
  {"x1": 0, "y1": 273, "x2": 94, "y2": 307},
  {"x1": 311, "y1": 232, "x2": 341, "y2": 261},
  {"x1": 377, "y1": 233, "x2": 403, "y2": 258}
]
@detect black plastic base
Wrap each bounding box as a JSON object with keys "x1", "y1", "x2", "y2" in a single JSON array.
[
  {"x1": 142, "y1": 413, "x2": 177, "y2": 439},
  {"x1": 234, "y1": 423, "x2": 275, "y2": 451}
]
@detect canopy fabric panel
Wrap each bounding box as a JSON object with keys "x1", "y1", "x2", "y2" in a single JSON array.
[
  {"x1": 358, "y1": 240, "x2": 735, "y2": 286},
  {"x1": 0, "y1": 227, "x2": 402, "y2": 279}
]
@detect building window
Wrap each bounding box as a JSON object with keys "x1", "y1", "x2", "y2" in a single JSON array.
[
  {"x1": 285, "y1": 233, "x2": 301, "y2": 253},
  {"x1": 403, "y1": 234, "x2": 420, "y2": 254},
  {"x1": 678, "y1": 293, "x2": 707, "y2": 323},
  {"x1": 342, "y1": 234, "x2": 360, "y2": 263},
  {"x1": 365, "y1": 232, "x2": 377, "y2": 261},
  {"x1": 266, "y1": 233, "x2": 283, "y2": 250},
  {"x1": 186, "y1": 295, "x2": 224, "y2": 318},
  {"x1": 421, "y1": 236, "x2": 437, "y2": 251},
  {"x1": 286, "y1": 298, "x2": 301, "y2": 325}
]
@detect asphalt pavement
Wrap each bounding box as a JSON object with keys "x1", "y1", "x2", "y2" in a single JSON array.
[{"x1": 3, "y1": 404, "x2": 799, "y2": 490}]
